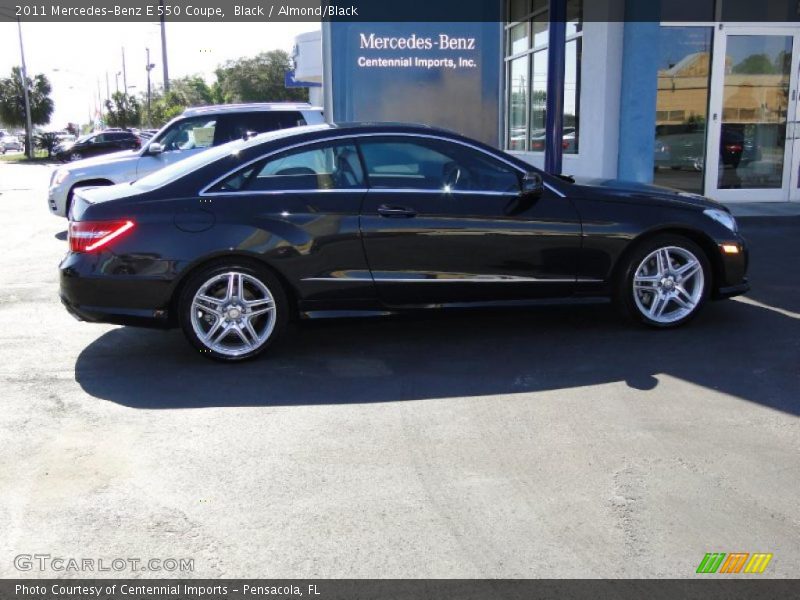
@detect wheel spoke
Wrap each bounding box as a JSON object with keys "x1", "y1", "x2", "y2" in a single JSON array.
[
  {"x1": 203, "y1": 320, "x2": 225, "y2": 344},
  {"x1": 649, "y1": 293, "x2": 669, "y2": 318},
  {"x1": 243, "y1": 319, "x2": 260, "y2": 346},
  {"x1": 676, "y1": 260, "x2": 700, "y2": 281},
  {"x1": 225, "y1": 273, "x2": 237, "y2": 301},
  {"x1": 231, "y1": 325, "x2": 252, "y2": 348},
  {"x1": 672, "y1": 289, "x2": 692, "y2": 310},
  {"x1": 246, "y1": 298, "x2": 274, "y2": 316},
  {"x1": 656, "y1": 248, "x2": 671, "y2": 275},
  {"x1": 194, "y1": 294, "x2": 222, "y2": 315}
]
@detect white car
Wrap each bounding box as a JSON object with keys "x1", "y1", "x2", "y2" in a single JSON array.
[
  {"x1": 48, "y1": 103, "x2": 324, "y2": 217},
  {"x1": 0, "y1": 135, "x2": 23, "y2": 153}
]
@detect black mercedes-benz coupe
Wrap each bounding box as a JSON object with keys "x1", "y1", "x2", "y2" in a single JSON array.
[{"x1": 60, "y1": 123, "x2": 749, "y2": 361}]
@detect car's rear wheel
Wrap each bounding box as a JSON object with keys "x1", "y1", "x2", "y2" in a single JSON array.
[
  {"x1": 178, "y1": 262, "x2": 288, "y2": 361},
  {"x1": 617, "y1": 235, "x2": 710, "y2": 328}
]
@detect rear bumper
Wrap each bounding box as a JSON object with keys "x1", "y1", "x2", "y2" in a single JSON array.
[
  {"x1": 59, "y1": 251, "x2": 175, "y2": 328},
  {"x1": 60, "y1": 294, "x2": 170, "y2": 328}
]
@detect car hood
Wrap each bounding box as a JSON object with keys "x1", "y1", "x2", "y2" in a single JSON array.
[
  {"x1": 571, "y1": 177, "x2": 724, "y2": 211},
  {"x1": 63, "y1": 149, "x2": 141, "y2": 171}
]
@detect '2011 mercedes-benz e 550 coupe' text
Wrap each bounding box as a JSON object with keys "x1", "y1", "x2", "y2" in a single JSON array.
[{"x1": 60, "y1": 123, "x2": 749, "y2": 361}]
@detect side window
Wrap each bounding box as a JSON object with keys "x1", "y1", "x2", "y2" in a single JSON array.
[
  {"x1": 156, "y1": 117, "x2": 217, "y2": 152},
  {"x1": 358, "y1": 138, "x2": 520, "y2": 193},
  {"x1": 214, "y1": 111, "x2": 305, "y2": 144},
  {"x1": 210, "y1": 143, "x2": 364, "y2": 193}
]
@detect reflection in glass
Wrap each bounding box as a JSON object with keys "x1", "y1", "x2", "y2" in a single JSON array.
[
  {"x1": 532, "y1": 11, "x2": 549, "y2": 49},
  {"x1": 653, "y1": 27, "x2": 713, "y2": 193},
  {"x1": 718, "y1": 35, "x2": 792, "y2": 190},
  {"x1": 529, "y1": 50, "x2": 548, "y2": 152},
  {"x1": 508, "y1": 56, "x2": 529, "y2": 151},
  {"x1": 564, "y1": 38, "x2": 582, "y2": 154},
  {"x1": 509, "y1": 23, "x2": 528, "y2": 55}
]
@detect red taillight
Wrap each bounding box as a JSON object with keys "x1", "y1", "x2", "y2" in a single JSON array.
[
  {"x1": 725, "y1": 143, "x2": 743, "y2": 153},
  {"x1": 69, "y1": 220, "x2": 135, "y2": 253}
]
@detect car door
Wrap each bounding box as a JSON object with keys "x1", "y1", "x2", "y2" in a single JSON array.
[
  {"x1": 357, "y1": 135, "x2": 582, "y2": 305},
  {"x1": 201, "y1": 139, "x2": 375, "y2": 306},
  {"x1": 83, "y1": 134, "x2": 105, "y2": 157},
  {"x1": 136, "y1": 116, "x2": 218, "y2": 177}
]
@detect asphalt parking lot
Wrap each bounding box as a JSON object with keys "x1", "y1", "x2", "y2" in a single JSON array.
[{"x1": 0, "y1": 162, "x2": 798, "y2": 578}]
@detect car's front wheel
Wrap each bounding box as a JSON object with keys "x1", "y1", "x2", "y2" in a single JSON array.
[
  {"x1": 618, "y1": 235, "x2": 710, "y2": 328},
  {"x1": 178, "y1": 262, "x2": 288, "y2": 361},
  {"x1": 69, "y1": 151, "x2": 82, "y2": 161}
]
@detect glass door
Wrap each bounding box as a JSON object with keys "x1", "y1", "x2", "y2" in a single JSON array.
[{"x1": 705, "y1": 26, "x2": 800, "y2": 202}]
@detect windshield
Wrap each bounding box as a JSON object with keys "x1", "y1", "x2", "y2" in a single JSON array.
[{"x1": 132, "y1": 140, "x2": 248, "y2": 192}]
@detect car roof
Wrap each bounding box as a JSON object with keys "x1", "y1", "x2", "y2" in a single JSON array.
[
  {"x1": 181, "y1": 103, "x2": 322, "y2": 117},
  {"x1": 238, "y1": 122, "x2": 459, "y2": 149}
]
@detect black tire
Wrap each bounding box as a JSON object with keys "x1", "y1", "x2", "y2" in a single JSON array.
[
  {"x1": 69, "y1": 152, "x2": 82, "y2": 161},
  {"x1": 615, "y1": 234, "x2": 711, "y2": 328},
  {"x1": 178, "y1": 261, "x2": 289, "y2": 362}
]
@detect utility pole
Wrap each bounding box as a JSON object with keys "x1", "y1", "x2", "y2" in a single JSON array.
[
  {"x1": 159, "y1": 0, "x2": 170, "y2": 91},
  {"x1": 16, "y1": 18, "x2": 34, "y2": 159},
  {"x1": 121, "y1": 47, "x2": 128, "y2": 95},
  {"x1": 105, "y1": 72, "x2": 110, "y2": 102},
  {"x1": 145, "y1": 48, "x2": 156, "y2": 128}
]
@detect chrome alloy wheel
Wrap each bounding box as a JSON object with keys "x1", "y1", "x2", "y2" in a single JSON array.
[
  {"x1": 632, "y1": 246, "x2": 704, "y2": 324},
  {"x1": 190, "y1": 271, "x2": 276, "y2": 357}
]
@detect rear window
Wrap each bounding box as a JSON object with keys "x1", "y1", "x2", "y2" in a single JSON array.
[{"x1": 213, "y1": 111, "x2": 306, "y2": 145}]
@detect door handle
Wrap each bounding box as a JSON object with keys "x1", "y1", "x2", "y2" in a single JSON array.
[{"x1": 377, "y1": 204, "x2": 417, "y2": 218}]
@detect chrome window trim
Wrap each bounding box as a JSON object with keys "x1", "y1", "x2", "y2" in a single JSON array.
[
  {"x1": 302, "y1": 276, "x2": 603, "y2": 283},
  {"x1": 201, "y1": 188, "x2": 518, "y2": 198},
  {"x1": 198, "y1": 132, "x2": 566, "y2": 198}
]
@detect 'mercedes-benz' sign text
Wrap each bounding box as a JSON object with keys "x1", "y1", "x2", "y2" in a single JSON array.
[
  {"x1": 357, "y1": 32, "x2": 478, "y2": 70},
  {"x1": 359, "y1": 33, "x2": 476, "y2": 50}
]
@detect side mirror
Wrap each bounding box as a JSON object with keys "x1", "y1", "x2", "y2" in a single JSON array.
[
  {"x1": 520, "y1": 172, "x2": 544, "y2": 199},
  {"x1": 147, "y1": 142, "x2": 164, "y2": 155}
]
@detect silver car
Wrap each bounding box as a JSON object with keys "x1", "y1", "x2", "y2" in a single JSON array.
[{"x1": 47, "y1": 103, "x2": 324, "y2": 217}]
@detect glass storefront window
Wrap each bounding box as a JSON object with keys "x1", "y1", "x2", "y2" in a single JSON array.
[
  {"x1": 653, "y1": 26, "x2": 713, "y2": 193},
  {"x1": 504, "y1": 0, "x2": 583, "y2": 154},
  {"x1": 508, "y1": 56, "x2": 529, "y2": 151},
  {"x1": 509, "y1": 22, "x2": 528, "y2": 55},
  {"x1": 718, "y1": 35, "x2": 793, "y2": 190}
]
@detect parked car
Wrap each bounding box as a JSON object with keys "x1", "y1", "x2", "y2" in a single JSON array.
[
  {"x1": 48, "y1": 103, "x2": 324, "y2": 218},
  {"x1": 0, "y1": 135, "x2": 23, "y2": 153},
  {"x1": 530, "y1": 127, "x2": 576, "y2": 152},
  {"x1": 54, "y1": 130, "x2": 141, "y2": 162},
  {"x1": 654, "y1": 124, "x2": 760, "y2": 172},
  {"x1": 60, "y1": 123, "x2": 749, "y2": 361}
]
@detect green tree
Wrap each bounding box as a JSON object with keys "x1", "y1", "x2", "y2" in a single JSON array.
[
  {"x1": 732, "y1": 54, "x2": 776, "y2": 75},
  {"x1": 144, "y1": 75, "x2": 214, "y2": 127},
  {"x1": 104, "y1": 91, "x2": 141, "y2": 128},
  {"x1": 213, "y1": 50, "x2": 307, "y2": 103},
  {"x1": 0, "y1": 66, "x2": 54, "y2": 128}
]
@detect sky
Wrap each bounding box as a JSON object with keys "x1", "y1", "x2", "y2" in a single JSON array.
[{"x1": 0, "y1": 21, "x2": 319, "y2": 128}]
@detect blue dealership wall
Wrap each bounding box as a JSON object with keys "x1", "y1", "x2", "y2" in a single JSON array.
[{"x1": 325, "y1": 17, "x2": 504, "y2": 146}]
